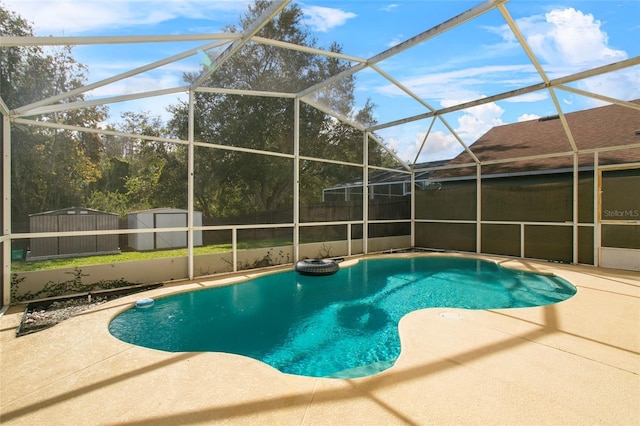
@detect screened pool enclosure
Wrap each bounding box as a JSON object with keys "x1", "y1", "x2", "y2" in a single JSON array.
[{"x1": 1, "y1": 0, "x2": 639, "y2": 304}]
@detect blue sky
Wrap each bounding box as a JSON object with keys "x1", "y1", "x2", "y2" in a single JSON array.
[{"x1": 3, "y1": 0, "x2": 639, "y2": 164}]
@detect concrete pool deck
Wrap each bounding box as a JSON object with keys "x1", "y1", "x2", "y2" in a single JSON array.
[{"x1": 1, "y1": 254, "x2": 638, "y2": 425}]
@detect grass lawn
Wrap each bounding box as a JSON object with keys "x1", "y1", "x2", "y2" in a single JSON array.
[{"x1": 12, "y1": 240, "x2": 293, "y2": 272}]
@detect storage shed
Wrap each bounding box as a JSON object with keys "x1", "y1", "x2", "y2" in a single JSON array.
[
  {"x1": 29, "y1": 207, "x2": 120, "y2": 260},
  {"x1": 127, "y1": 208, "x2": 202, "y2": 251}
]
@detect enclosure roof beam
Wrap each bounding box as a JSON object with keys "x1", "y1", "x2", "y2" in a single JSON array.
[
  {"x1": 16, "y1": 116, "x2": 379, "y2": 167},
  {"x1": 14, "y1": 40, "x2": 230, "y2": 115},
  {"x1": 413, "y1": 117, "x2": 437, "y2": 166},
  {"x1": 195, "y1": 87, "x2": 297, "y2": 99},
  {"x1": 13, "y1": 117, "x2": 185, "y2": 145},
  {"x1": 369, "y1": 64, "x2": 435, "y2": 113},
  {"x1": 301, "y1": 97, "x2": 367, "y2": 132},
  {"x1": 191, "y1": 0, "x2": 290, "y2": 89},
  {"x1": 371, "y1": 56, "x2": 640, "y2": 132},
  {"x1": 297, "y1": 0, "x2": 505, "y2": 102},
  {"x1": 0, "y1": 33, "x2": 238, "y2": 47},
  {"x1": 556, "y1": 86, "x2": 640, "y2": 112},
  {"x1": 251, "y1": 36, "x2": 366, "y2": 64},
  {"x1": 496, "y1": 3, "x2": 549, "y2": 85},
  {"x1": 0, "y1": 97, "x2": 9, "y2": 117},
  {"x1": 413, "y1": 161, "x2": 478, "y2": 174},
  {"x1": 415, "y1": 143, "x2": 640, "y2": 174},
  {"x1": 497, "y1": 3, "x2": 578, "y2": 153},
  {"x1": 297, "y1": 63, "x2": 368, "y2": 99},
  {"x1": 14, "y1": 86, "x2": 188, "y2": 118},
  {"x1": 367, "y1": 63, "x2": 479, "y2": 165},
  {"x1": 368, "y1": 132, "x2": 411, "y2": 171},
  {"x1": 368, "y1": 0, "x2": 506, "y2": 65}
]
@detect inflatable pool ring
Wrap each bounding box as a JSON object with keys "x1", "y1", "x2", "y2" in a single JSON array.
[
  {"x1": 135, "y1": 298, "x2": 155, "y2": 308},
  {"x1": 294, "y1": 259, "x2": 339, "y2": 276}
]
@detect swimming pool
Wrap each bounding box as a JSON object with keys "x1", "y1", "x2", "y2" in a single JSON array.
[{"x1": 109, "y1": 256, "x2": 576, "y2": 378}]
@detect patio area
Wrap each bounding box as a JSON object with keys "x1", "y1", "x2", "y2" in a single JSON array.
[{"x1": 1, "y1": 254, "x2": 638, "y2": 425}]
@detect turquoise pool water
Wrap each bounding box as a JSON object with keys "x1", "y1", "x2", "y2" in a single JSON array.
[{"x1": 108, "y1": 257, "x2": 576, "y2": 378}]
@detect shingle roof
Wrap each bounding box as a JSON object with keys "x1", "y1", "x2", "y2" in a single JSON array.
[{"x1": 434, "y1": 100, "x2": 640, "y2": 178}]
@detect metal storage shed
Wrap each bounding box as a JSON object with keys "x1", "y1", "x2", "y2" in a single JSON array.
[
  {"x1": 29, "y1": 207, "x2": 120, "y2": 260},
  {"x1": 127, "y1": 208, "x2": 203, "y2": 251}
]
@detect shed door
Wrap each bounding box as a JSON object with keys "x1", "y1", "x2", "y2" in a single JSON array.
[
  {"x1": 155, "y1": 213, "x2": 187, "y2": 249},
  {"x1": 598, "y1": 166, "x2": 640, "y2": 271},
  {"x1": 58, "y1": 215, "x2": 97, "y2": 255}
]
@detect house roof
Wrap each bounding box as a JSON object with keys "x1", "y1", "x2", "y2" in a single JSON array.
[{"x1": 433, "y1": 100, "x2": 640, "y2": 179}]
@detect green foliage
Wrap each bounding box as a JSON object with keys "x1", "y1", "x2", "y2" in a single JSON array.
[
  {"x1": 224, "y1": 248, "x2": 291, "y2": 272},
  {"x1": 3, "y1": 1, "x2": 397, "y2": 230},
  {"x1": 166, "y1": 1, "x2": 395, "y2": 218},
  {"x1": 87, "y1": 190, "x2": 130, "y2": 218},
  {"x1": 2, "y1": 6, "x2": 107, "y2": 221}
]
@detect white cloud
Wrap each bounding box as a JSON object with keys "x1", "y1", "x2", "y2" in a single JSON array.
[
  {"x1": 3, "y1": 0, "x2": 249, "y2": 34},
  {"x1": 517, "y1": 113, "x2": 540, "y2": 122},
  {"x1": 578, "y1": 68, "x2": 640, "y2": 103},
  {"x1": 515, "y1": 8, "x2": 637, "y2": 102},
  {"x1": 503, "y1": 92, "x2": 548, "y2": 103},
  {"x1": 451, "y1": 102, "x2": 505, "y2": 142},
  {"x1": 385, "y1": 34, "x2": 405, "y2": 48},
  {"x1": 420, "y1": 131, "x2": 458, "y2": 155},
  {"x1": 301, "y1": 5, "x2": 356, "y2": 32},
  {"x1": 522, "y1": 8, "x2": 627, "y2": 67},
  {"x1": 383, "y1": 101, "x2": 506, "y2": 163},
  {"x1": 381, "y1": 4, "x2": 399, "y2": 13}
]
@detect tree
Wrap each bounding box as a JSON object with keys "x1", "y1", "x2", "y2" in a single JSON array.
[
  {"x1": 2, "y1": 6, "x2": 108, "y2": 228},
  {"x1": 90, "y1": 111, "x2": 187, "y2": 215},
  {"x1": 167, "y1": 0, "x2": 393, "y2": 217}
]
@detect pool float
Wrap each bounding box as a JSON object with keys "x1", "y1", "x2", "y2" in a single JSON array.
[
  {"x1": 135, "y1": 298, "x2": 155, "y2": 308},
  {"x1": 294, "y1": 259, "x2": 339, "y2": 276}
]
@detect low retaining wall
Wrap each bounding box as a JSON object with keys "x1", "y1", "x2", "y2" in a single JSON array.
[{"x1": 11, "y1": 236, "x2": 411, "y2": 301}]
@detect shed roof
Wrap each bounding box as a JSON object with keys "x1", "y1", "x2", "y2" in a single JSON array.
[
  {"x1": 29, "y1": 207, "x2": 118, "y2": 217},
  {"x1": 128, "y1": 208, "x2": 196, "y2": 215}
]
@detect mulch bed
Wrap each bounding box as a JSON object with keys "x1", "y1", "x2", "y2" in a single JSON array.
[{"x1": 16, "y1": 283, "x2": 162, "y2": 337}]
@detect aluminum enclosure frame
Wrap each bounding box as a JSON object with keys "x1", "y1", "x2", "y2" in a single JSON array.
[{"x1": 1, "y1": 0, "x2": 639, "y2": 304}]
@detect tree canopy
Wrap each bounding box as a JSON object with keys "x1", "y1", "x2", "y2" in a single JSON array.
[
  {"x1": 2, "y1": 7, "x2": 107, "y2": 228},
  {"x1": 167, "y1": 1, "x2": 395, "y2": 217},
  {"x1": 2, "y1": 0, "x2": 397, "y2": 229}
]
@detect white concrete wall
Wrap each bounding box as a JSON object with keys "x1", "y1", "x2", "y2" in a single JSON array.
[
  {"x1": 11, "y1": 236, "x2": 410, "y2": 300},
  {"x1": 600, "y1": 247, "x2": 640, "y2": 271}
]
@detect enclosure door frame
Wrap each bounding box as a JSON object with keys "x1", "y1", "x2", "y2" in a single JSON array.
[{"x1": 596, "y1": 162, "x2": 640, "y2": 271}]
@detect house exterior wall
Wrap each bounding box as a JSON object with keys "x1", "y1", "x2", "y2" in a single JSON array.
[{"x1": 415, "y1": 172, "x2": 599, "y2": 264}]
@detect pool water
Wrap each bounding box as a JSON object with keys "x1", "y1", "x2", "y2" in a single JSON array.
[{"x1": 108, "y1": 257, "x2": 576, "y2": 378}]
